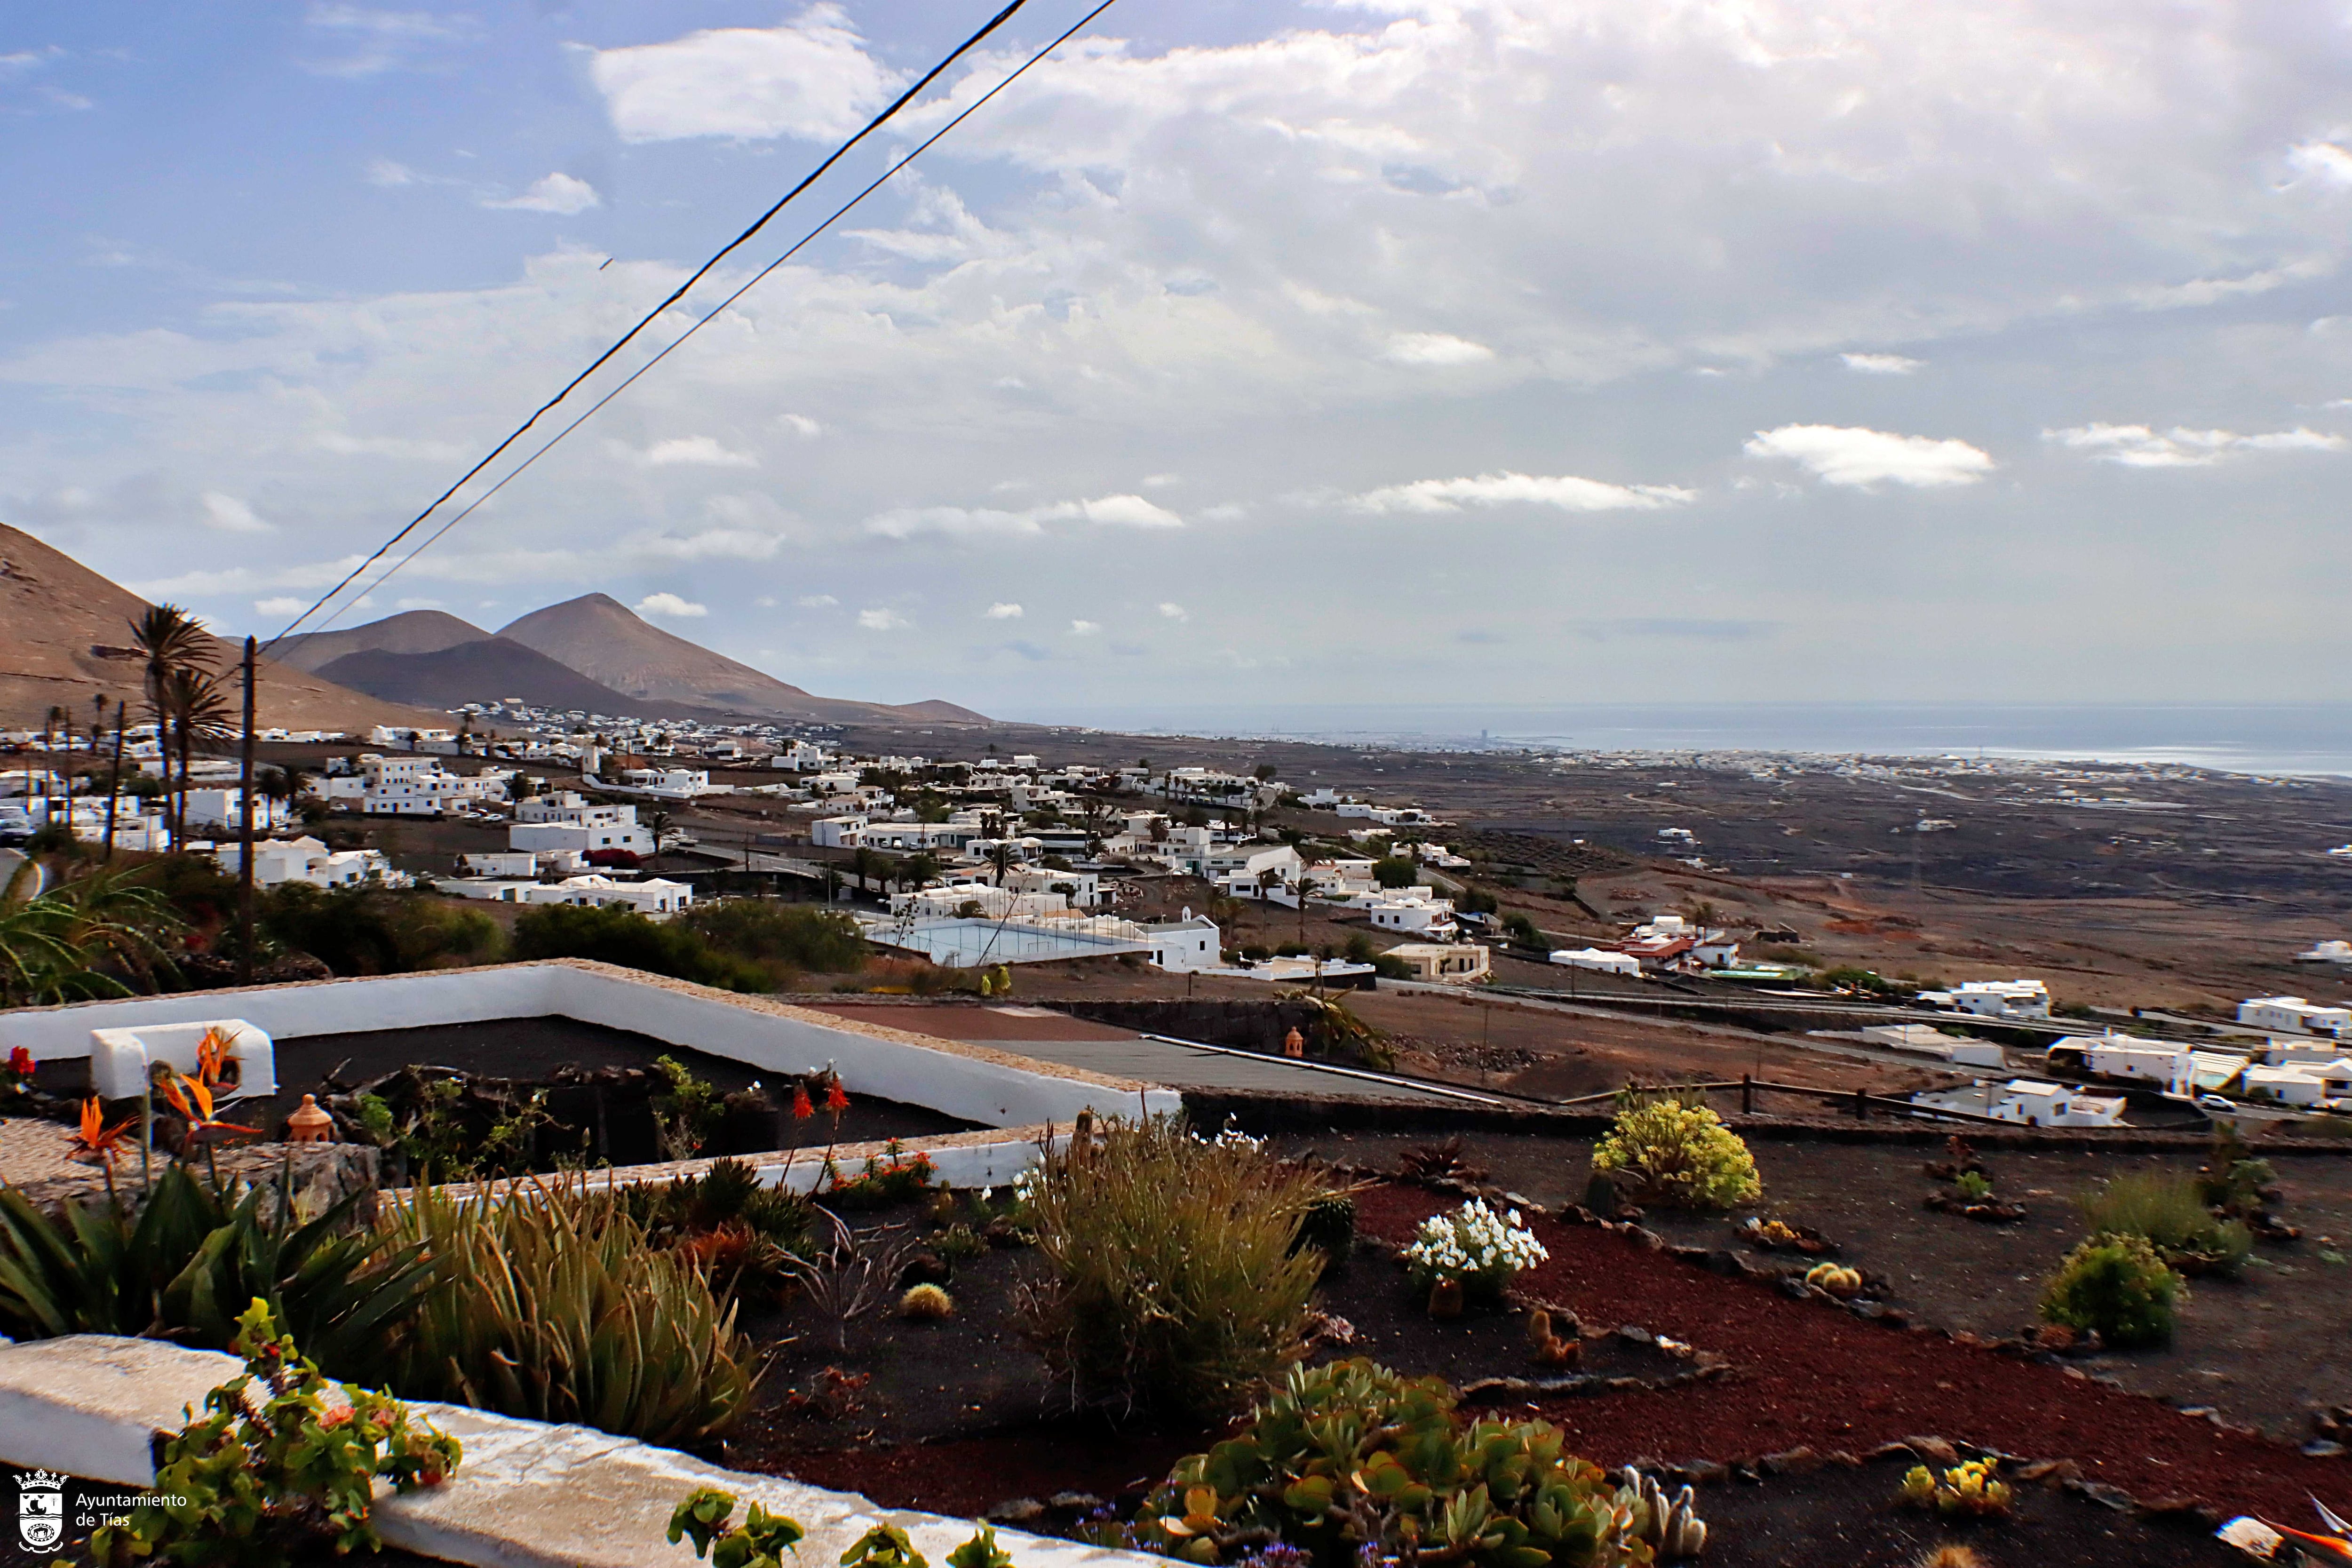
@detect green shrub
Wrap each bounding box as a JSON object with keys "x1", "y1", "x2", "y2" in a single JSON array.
[
  {"x1": 1503, "y1": 913, "x2": 1544, "y2": 948},
  {"x1": 1590, "y1": 1098, "x2": 1761, "y2": 1209},
  {"x1": 2079, "y1": 1173, "x2": 2251, "y2": 1276},
  {"x1": 1371, "y1": 856, "x2": 1418, "y2": 889},
  {"x1": 0, "y1": 1161, "x2": 432, "y2": 1382},
  {"x1": 95, "y1": 1298, "x2": 460, "y2": 1568},
  {"x1": 1126, "y1": 1359, "x2": 1663, "y2": 1568},
  {"x1": 511, "y1": 902, "x2": 768, "y2": 991},
  {"x1": 2039, "y1": 1233, "x2": 2183, "y2": 1347},
  {"x1": 381, "y1": 1178, "x2": 755, "y2": 1444},
  {"x1": 1021, "y1": 1115, "x2": 1330, "y2": 1421},
  {"x1": 260, "y1": 884, "x2": 502, "y2": 976},
  {"x1": 679, "y1": 899, "x2": 869, "y2": 978}
]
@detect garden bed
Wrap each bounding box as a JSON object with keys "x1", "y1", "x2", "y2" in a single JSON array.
[
  {"x1": 1279, "y1": 1128, "x2": 2352, "y2": 1444},
  {"x1": 717, "y1": 1172, "x2": 2330, "y2": 1558}
]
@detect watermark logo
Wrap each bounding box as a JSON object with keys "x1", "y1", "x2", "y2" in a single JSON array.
[{"x1": 16, "y1": 1468, "x2": 65, "y2": 1553}]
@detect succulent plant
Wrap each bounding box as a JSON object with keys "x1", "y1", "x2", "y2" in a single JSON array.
[
  {"x1": 1616, "y1": 1467, "x2": 1708, "y2": 1559},
  {"x1": 1132, "y1": 1359, "x2": 1661, "y2": 1568},
  {"x1": 1900, "y1": 1458, "x2": 2013, "y2": 1517}
]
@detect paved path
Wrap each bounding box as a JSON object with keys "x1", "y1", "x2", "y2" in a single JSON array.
[{"x1": 805, "y1": 1002, "x2": 1499, "y2": 1106}]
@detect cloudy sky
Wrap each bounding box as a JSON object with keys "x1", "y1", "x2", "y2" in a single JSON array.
[{"x1": 4, "y1": 0, "x2": 2350, "y2": 717}]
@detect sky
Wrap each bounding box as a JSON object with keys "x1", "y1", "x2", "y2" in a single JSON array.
[{"x1": 4, "y1": 0, "x2": 2351, "y2": 718}]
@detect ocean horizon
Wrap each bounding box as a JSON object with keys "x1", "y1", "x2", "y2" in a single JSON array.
[{"x1": 1002, "y1": 701, "x2": 2352, "y2": 780}]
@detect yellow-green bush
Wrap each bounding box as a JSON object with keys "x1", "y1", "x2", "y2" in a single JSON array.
[{"x1": 1590, "y1": 1098, "x2": 1761, "y2": 1209}]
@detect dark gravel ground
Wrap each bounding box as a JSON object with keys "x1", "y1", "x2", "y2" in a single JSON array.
[{"x1": 1283, "y1": 1130, "x2": 2352, "y2": 1444}]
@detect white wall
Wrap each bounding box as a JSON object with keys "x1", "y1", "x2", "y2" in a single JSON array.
[{"x1": 0, "y1": 963, "x2": 1177, "y2": 1129}]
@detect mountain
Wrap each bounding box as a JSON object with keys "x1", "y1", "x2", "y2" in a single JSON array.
[
  {"x1": 313, "y1": 637, "x2": 710, "y2": 718},
  {"x1": 270, "y1": 610, "x2": 489, "y2": 674},
  {"x1": 498, "y1": 594, "x2": 986, "y2": 724},
  {"x1": 0, "y1": 523, "x2": 447, "y2": 734}
]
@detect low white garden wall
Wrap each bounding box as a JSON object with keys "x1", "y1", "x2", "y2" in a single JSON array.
[
  {"x1": 0, "y1": 1334, "x2": 1158, "y2": 1568},
  {"x1": 0, "y1": 960, "x2": 1181, "y2": 1130}
]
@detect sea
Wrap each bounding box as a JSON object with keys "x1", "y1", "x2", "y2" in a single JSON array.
[{"x1": 1008, "y1": 702, "x2": 2352, "y2": 780}]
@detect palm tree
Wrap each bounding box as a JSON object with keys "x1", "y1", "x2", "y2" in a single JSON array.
[
  {"x1": 160, "y1": 666, "x2": 234, "y2": 843},
  {"x1": 128, "y1": 605, "x2": 216, "y2": 844}
]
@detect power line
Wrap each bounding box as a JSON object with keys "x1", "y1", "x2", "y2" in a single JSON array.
[
  {"x1": 305, "y1": 0, "x2": 1121, "y2": 629},
  {"x1": 266, "y1": 0, "x2": 1039, "y2": 651}
]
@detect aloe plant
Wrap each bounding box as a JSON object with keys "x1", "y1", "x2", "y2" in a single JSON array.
[{"x1": 381, "y1": 1178, "x2": 756, "y2": 1444}]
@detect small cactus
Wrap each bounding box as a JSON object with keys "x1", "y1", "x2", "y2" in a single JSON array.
[
  {"x1": 1617, "y1": 1467, "x2": 1707, "y2": 1559},
  {"x1": 1526, "y1": 1308, "x2": 1581, "y2": 1369},
  {"x1": 899, "y1": 1283, "x2": 954, "y2": 1321},
  {"x1": 1426, "y1": 1277, "x2": 1465, "y2": 1319},
  {"x1": 1804, "y1": 1262, "x2": 1863, "y2": 1298}
]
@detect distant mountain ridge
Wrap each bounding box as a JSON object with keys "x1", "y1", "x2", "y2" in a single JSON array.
[
  {"x1": 313, "y1": 637, "x2": 709, "y2": 719},
  {"x1": 271, "y1": 610, "x2": 489, "y2": 674},
  {"x1": 265, "y1": 594, "x2": 985, "y2": 725},
  {"x1": 496, "y1": 594, "x2": 985, "y2": 724}
]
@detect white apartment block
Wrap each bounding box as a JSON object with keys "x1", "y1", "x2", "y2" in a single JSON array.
[
  {"x1": 213, "y1": 836, "x2": 398, "y2": 891},
  {"x1": 1921, "y1": 979, "x2": 2053, "y2": 1019}
]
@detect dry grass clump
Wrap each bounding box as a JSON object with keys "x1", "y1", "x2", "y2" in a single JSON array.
[{"x1": 1021, "y1": 1114, "x2": 1331, "y2": 1421}]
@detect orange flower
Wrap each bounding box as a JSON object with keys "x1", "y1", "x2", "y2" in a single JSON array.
[
  {"x1": 70, "y1": 1097, "x2": 134, "y2": 1164},
  {"x1": 825, "y1": 1079, "x2": 850, "y2": 1115},
  {"x1": 791, "y1": 1085, "x2": 814, "y2": 1121}
]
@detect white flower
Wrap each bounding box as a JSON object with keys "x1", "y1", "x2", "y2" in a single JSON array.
[{"x1": 1401, "y1": 1198, "x2": 1549, "y2": 1286}]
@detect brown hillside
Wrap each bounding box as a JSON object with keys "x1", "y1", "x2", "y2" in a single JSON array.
[
  {"x1": 497, "y1": 594, "x2": 986, "y2": 724},
  {"x1": 270, "y1": 609, "x2": 489, "y2": 674},
  {"x1": 0, "y1": 524, "x2": 448, "y2": 734},
  {"x1": 316, "y1": 637, "x2": 708, "y2": 718}
]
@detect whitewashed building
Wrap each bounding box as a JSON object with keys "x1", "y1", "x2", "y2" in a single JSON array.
[{"x1": 2238, "y1": 996, "x2": 2352, "y2": 1039}]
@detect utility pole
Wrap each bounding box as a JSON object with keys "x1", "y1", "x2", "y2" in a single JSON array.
[
  {"x1": 237, "y1": 637, "x2": 257, "y2": 987},
  {"x1": 103, "y1": 699, "x2": 125, "y2": 862}
]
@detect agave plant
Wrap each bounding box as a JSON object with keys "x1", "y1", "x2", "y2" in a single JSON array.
[{"x1": 0, "y1": 1159, "x2": 433, "y2": 1380}]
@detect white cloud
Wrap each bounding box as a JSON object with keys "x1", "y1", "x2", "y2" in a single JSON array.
[
  {"x1": 635, "y1": 526, "x2": 784, "y2": 561},
  {"x1": 1352, "y1": 471, "x2": 1695, "y2": 514},
  {"x1": 1744, "y1": 425, "x2": 1995, "y2": 488},
  {"x1": 1381, "y1": 333, "x2": 1494, "y2": 367},
  {"x1": 796, "y1": 594, "x2": 838, "y2": 608},
  {"x1": 201, "y1": 492, "x2": 270, "y2": 532},
  {"x1": 484, "y1": 173, "x2": 601, "y2": 215},
  {"x1": 864, "y1": 493, "x2": 1182, "y2": 539},
  {"x1": 857, "y1": 607, "x2": 907, "y2": 631},
  {"x1": 254, "y1": 596, "x2": 305, "y2": 616},
  {"x1": 588, "y1": 4, "x2": 898, "y2": 143},
  {"x1": 1069, "y1": 619, "x2": 1101, "y2": 636},
  {"x1": 2286, "y1": 141, "x2": 2352, "y2": 189},
  {"x1": 1158, "y1": 602, "x2": 1189, "y2": 621},
  {"x1": 985, "y1": 602, "x2": 1024, "y2": 619},
  {"x1": 1078, "y1": 493, "x2": 1182, "y2": 529},
  {"x1": 778, "y1": 413, "x2": 821, "y2": 438},
  {"x1": 365, "y1": 159, "x2": 418, "y2": 187},
  {"x1": 302, "y1": 3, "x2": 474, "y2": 76},
  {"x1": 630, "y1": 436, "x2": 757, "y2": 469},
  {"x1": 755, "y1": 595, "x2": 778, "y2": 607},
  {"x1": 2045, "y1": 422, "x2": 2347, "y2": 467},
  {"x1": 1142, "y1": 473, "x2": 1180, "y2": 488},
  {"x1": 635, "y1": 592, "x2": 707, "y2": 618},
  {"x1": 1841, "y1": 352, "x2": 1922, "y2": 374},
  {"x1": 395, "y1": 597, "x2": 443, "y2": 609}
]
